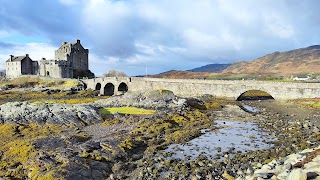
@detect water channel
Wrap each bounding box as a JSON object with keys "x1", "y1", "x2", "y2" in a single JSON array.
[{"x1": 165, "y1": 118, "x2": 275, "y2": 161}]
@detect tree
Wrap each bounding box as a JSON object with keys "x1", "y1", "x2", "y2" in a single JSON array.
[
  {"x1": 117, "y1": 71, "x2": 127, "y2": 77},
  {"x1": 103, "y1": 70, "x2": 117, "y2": 77},
  {"x1": 102, "y1": 70, "x2": 127, "y2": 77}
]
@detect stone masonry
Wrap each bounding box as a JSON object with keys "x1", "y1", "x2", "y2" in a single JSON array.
[
  {"x1": 6, "y1": 39, "x2": 89, "y2": 79},
  {"x1": 83, "y1": 77, "x2": 320, "y2": 100}
]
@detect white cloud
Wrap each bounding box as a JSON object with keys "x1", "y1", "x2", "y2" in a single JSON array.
[
  {"x1": 0, "y1": 30, "x2": 9, "y2": 38},
  {"x1": 0, "y1": 43, "x2": 56, "y2": 70},
  {"x1": 1, "y1": 0, "x2": 319, "y2": 75},
  {"x1": 264, "y1": 13, "x2": 295, "y2": 39}
]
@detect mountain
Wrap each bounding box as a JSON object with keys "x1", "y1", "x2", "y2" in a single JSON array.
[
  {"x1": 223, "y1": 45, "x2": 320, "y2": 75},
  {"x1": 188, "y1": 64, "x2": 231, "y2": 72},
  {"x1": 149, "y1": 70, "x2": 211, "y2": 79}
]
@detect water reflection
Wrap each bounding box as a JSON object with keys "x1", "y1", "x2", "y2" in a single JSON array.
[{"x1": 165, "y1": 120, "x2": 275, "y2": 161}]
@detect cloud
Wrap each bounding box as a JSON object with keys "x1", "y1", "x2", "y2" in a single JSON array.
[
  {"x1": 0, "y1": 0, "x2": 320, "y2": 75},
  {"x1": 0, "y1": 42, "x2": 57, "y2": 70}
]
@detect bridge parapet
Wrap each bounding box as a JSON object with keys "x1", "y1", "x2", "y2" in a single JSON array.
[{"x1": 83, "y1": 77, "x2": 320, "y2": 100}]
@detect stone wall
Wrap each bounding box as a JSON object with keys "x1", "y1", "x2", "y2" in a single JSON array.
[
  {"x1": 20, "y1": 57, "x2": 33, "y2": 75},
  {"x1": 69, "y1": 42, "x2": 89, "y2": 71},
  {"x1": 84, "y1": 77, "x2": 320, "y2": 100},
  {"x1": 38, "y1": 60, "x2": 73, "y2": 78},
  {"x1": 6, "y1": 61, "x2": 21, "y2": 78},
  {"x1": 54, "y1": 40, "x2": 89, "y2": 71},
  {"x1": 6, "y1": 40, "x2": 89, "y2": 79}
]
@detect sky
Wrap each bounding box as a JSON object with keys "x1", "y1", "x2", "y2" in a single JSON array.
[{"x1": 0, "y1": 0, "x2": 319, "y2": 76}]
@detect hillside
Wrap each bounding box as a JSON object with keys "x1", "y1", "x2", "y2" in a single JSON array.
[
  {"x1": 223, "y1": 45, "x2": 320, "y2": 75},
  {"x1": 149, "y1": 70, "x2": 210, "y2": 79},
  {"x1": 188, "y1": 64, "x2": 231, "y2": 72}
]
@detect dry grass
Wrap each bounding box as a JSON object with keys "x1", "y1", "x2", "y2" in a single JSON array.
[{"x1": 0, "y1": 77, "x2": 80, "y2": 89}]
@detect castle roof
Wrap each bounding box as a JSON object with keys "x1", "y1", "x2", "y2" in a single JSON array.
[{"x1": 6, "y1": 55, "x2": 30, "y2": 62}]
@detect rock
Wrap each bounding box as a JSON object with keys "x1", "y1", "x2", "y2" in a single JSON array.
[
  {"x1": 198, "y1": 161, "x2": 205, "y2": 167},
  {"x1": 237, "y1": 170, "x2": 244, "y2": 176},
  {"x1": 185, "y1": 98, "x2": 207, "y2": 110},
  {"x1": 277, "y1": 170, "x2": 289, "y2": 179},
  {"x1": 93, "y1": 90, "x2": 181, "y2": 109},
  {"x1": 306, "y1": 172, "x2": 319, "y2": 179},
  {"x1": 254, "y1": 172, "x2": 274, "y2": 179},
  {"x1": 287, "y1": 169, "x2": 307, "y2": 180},
  {"x1": 0, "y1": 101, "x2": 103, "y2": 125},
  {"x1": 246, "y1": 166, "x2": 254, "y2": 175}
]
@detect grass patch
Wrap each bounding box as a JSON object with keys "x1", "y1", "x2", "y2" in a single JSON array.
[
  {"x1": 30, "y1": 97, "x2": 104, "y2": 104},
  {"x1": 99, "y1": 107, "x2": 155, "y2": 117},
  {"x1": 208, "y1": 73, "x2": 289, "y2": 81},
  {"x1": 240, "y1": 90, "x2": 272, "y2": 97},
  {"x1": 0, "y1": 90, "x2": 105, "y2": 105},
  {"x1": 0, "y1": 77, "x2": 79, "y2": 88},
  {"x1": 289, "y1": 98, "x2": 320, "y2": 108}
]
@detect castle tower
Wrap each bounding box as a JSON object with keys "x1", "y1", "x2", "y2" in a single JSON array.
[{"x1": 55, "y1": 39, "x2": 89, "y2": 71}]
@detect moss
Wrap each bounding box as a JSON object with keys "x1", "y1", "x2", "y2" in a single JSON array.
[
  {"x1": 129, "y1": 109, "x2": 215, "y2": 156},
  {"x1": 0, "y1": 90, "x2": 104, "y2": 105},
  {"x1": 157, "y1": 89, "x2": 173, "y2": 94},
  {"x1": 118, "y1": 138, "x2": 136, "y2": 151},
  {"x1": 205, "y1": 102, "x2": 222, "y2": 110},
  {"x1": 62, "y1": 80, "x2": 80, "y2": 88},
  {"x1": 102, "y1": 119, "x2": 119, "y2": 126},
  {"x1": 30, "y1": 167, "x2": 58, "y2": 180},
  {"x1": 100, "y1": 107, "x2": 155, "y2": 116},
  {"x1": 222, "y1": 172, "x2": 234, "y2": 180},
  {"x1": 165, "y1": 129, "x2": 201, "y2": 144},
  {"x1": 263, "y1": 158, "x2": 277, "y2": 164},
  {"x1": 0, "y1": 123, "x2": 65, "y2": 179}
]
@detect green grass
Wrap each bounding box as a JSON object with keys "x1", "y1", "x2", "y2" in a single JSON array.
[
  {"x1": 240, "y1": 90, "x2": 272, "y2": 97},
  {"x1": 99, "y1": 107, "x2": 155, "y2": 118},
  {"x1": 208, "y1": 73, "x2": 289, "y2": 81}
]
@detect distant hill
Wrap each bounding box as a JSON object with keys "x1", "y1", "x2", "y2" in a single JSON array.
[
  {"x1": 188, "y1": 64, "x2": 231, "y2": 72},
  {"x1": 149, "y1": 70, "x2": 211, "y2": 79},
  {"x1": 223, "y1": 45, "x2": 320, "y2": 75},
  {"x1": 0, "y1": 70, "x2": 5, "y2": 77}
]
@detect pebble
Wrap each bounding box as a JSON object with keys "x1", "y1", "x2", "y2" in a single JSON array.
[{"x1": 244, "y1": 146, "x2": 320, "y2": 180}]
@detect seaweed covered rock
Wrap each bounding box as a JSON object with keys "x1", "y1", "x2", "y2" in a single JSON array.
[
  {"x1": 94, "y1": 90, "x2": 183, "y2": 109},
  {"x1": 0, "y1": 101, "x2": 103, "y2": 125}
]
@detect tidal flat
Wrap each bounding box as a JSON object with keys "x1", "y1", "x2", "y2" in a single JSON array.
[{"x1": 0, "y1": 87, "x2": 319, "y2": 179}]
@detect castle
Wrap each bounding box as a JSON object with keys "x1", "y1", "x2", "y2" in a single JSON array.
[{"x1": 6, "y1": 39, "x2": 93, "y2": 79}]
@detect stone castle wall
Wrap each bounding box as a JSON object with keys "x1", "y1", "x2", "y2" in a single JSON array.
[
  {"x1": 55, "y1": 40, "x2": 89, "y2": 71},
  {"x1": 6, "y1": 40, "x2": 88, "y2": 79},
  {"x1": 6, "y1": 61, "x2": 21, "y2": 78}
]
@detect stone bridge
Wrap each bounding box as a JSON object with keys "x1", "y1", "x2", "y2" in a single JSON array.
[{"x1": 82, "y1": 77, "x2": 320, "y2": 100}]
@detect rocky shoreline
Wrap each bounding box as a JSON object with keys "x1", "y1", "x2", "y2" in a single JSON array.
[
  {"x1": 0, "y1": 90, "x2": 319, "y2": 179},
  {"x1": 245, "y1": 146, "x2": 320, "y2": 180}
]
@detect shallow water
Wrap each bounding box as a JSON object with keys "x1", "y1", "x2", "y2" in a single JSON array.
[
  {"x1": 241, "y1": 105, "x2": 258, "y2": 113},
  {"x1": 165, "y1": 120, "x2": 274, "y2": 160}
]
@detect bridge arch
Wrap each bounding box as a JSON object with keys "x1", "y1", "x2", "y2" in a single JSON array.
[
  {"x1": 118, "y1": 82, "x2": 128, "y2": 94},
  {"x1": 83, "y1": 83, "x2": 87, "y2": 90},
  {"x1": 95, "y1": 83, "x2": 101, "y2": 91},
  {"x1": 104, "y1": 83, "x2": 115, "y2": 96},
  {"x1": 237, "y1": 89, "x2": 274, "y2": 101}
]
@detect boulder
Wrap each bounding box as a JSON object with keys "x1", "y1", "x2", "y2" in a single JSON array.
[{"x1": 0, "y1": 101, "x2": 103, "y2": 125}]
